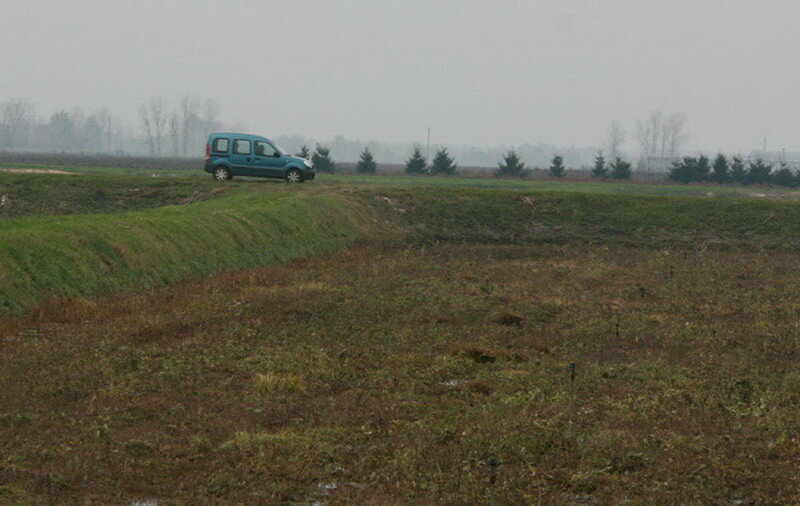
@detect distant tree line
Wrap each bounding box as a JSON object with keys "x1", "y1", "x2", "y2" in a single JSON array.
[
  {"x1": 0, "y1": 95, "x2": 224, "y2": 156},
  {"x1": 668, "y1": 154, "x2": 798, "y2": 187},
  {"x1": 0, "y1": 98, "x2": 115, "y2": 153}
]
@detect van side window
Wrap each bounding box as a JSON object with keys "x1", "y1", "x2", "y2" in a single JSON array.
[
  {"x1": 233, "y1": 139, "x2": 251, "y2": 155},
  {"x1": 211, "y1": 138, "x2": 229, "y2": 153},
  {"x1": 255, "y1": 141, "x2": 277, "y2": 157}
]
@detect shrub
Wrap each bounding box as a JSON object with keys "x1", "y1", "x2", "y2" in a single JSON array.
[
  {"x1": 668, "y1": 156, "x2": 710, "y2": 183},
  {"x1": 591, "y1": 152, "x2": 608, "y2": 179},
  {"x1": 711, "y1": 153, "x2": 729, "y2": 183},
  {"x1": 771, "y1": 162, "x2": 795, "y2": 188},
  {"x1": 747, "y1": 158, "x2": 773, "y2": 185},
  {"x1": 495, "y1": 150, "x2": 529, "y2": 178},
  {"x1": 696, "y1": 155, "x2": 711, "y2": 181},
  {"x1": 548, "y1": 154, "x2": 565, "y2": 178},
  {"x1": 296, "y1": 145, "x2": 310, "y2": 159},
  {"x1": 610, "y1": 157, "x2": 632, "y2": 180},
  {"x1": 668, "y1": 157, "x2": 694, "y2": 183},
  {"x1": 312, "y1": 144, "x2": 335, "y2": 173},
  {"x1": 730, "y1": 155, "x2": 747, "y2": 183},
  {"x1": 405, "y1": 147, "x2": 427, "y2": 174},
  {"x1": 356, "y1": 147, "x2": 377, "y2": 174},
  {"x1": 430, "y1": 148, "x2": 457, "y2": 175}
]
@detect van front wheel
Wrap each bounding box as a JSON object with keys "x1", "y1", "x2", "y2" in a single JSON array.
[
  {"x1": 213, "y1": 166, "x2": 232, "y2": 181},
  {"x1": 285, "y1": 169, "x2": 303, "y2": 183}
]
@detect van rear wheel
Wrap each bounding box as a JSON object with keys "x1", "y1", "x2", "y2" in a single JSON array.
[
  {"x1": 213, "y1": 166, "x2": 232, "y2": 181},
  {"x1": 285, "y1": 169, "x2": 303, "y2": 183}
]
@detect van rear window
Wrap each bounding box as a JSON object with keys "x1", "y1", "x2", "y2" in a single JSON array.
[{"x1": 212, "y1": 138, "x2": 229, "y2": 153}]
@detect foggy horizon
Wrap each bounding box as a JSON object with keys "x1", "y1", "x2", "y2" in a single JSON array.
[{"x1": 3, "y1": 1, "x2": 800, "y2": 157}]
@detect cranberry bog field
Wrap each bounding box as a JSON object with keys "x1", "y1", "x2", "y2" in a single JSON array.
[{"x1": 2, "y1": 170, "x2": 800, "y2": 503}]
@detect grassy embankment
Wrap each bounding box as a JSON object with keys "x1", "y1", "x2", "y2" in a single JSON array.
[
  {"x1": 0, "y1": 178, "x2": 376, "y2": 316},
  {"x1": 5, "y1": 172, "x2": 800, "y2": 317}
]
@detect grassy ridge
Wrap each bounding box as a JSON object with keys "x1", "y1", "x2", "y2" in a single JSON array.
[
  {"x1": 373, "y1": 186, "x2": 800, "y2": 248},
  {"x1": 5, "y1": 175, "x2": 800, "y2": 316},
  {"x1": 0, "y1": 190, "x2": 372, "y2": 314}
]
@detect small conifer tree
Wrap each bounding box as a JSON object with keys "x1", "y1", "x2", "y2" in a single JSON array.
[
  {"x1": 711, "y1": 153, "x2": 729, "y2": 183},
  {"x1": 591, "y1": 151, "x2": 608, "y2": 179},
  {"x1": 405, "y1": 146, "x2": 427, "y2": 174},
  {"x1": 696, "y1": 154, "x2": 711, "y2": 181},
  {"x1": 771, "y1": 161, "x2": 795, "y2": 187},
  {"x1": 311, "y1": 144, "x2": 335, "y2": 173},
  {"x1": 356, "y1": 147, "x2": 377, "y2": 174},
  {"x1": 747, "y1": 158, "x2": 773, "y2": 185},
  {"x1": 730, "y1": 155, "x2": 747, "y2": 183},
  {"x1": 296, "y1": 145, "x2": 310, "y2": 159},
  {"x1": 495, "y1": 150, "x2": 529, "y2": 177},
  {"x1": 548, "y1": 154, "x2": 565, "y2": 178},
  {"x1": 430, "y1": 147, "x2": 457, "y2": 175},
  {"x1": 610, "y1": 157, "x2": 632, "y2": 179}
]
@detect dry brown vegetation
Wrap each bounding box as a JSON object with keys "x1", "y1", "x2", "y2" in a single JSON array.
[{"x1": 3, "y1": 241, "x2": 800, "y2": 502}]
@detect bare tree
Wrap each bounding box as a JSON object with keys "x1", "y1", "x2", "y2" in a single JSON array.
[
  {"x1": 636, "y1": 111, "x2": 663, "y2": 171},
  {"x1": 93, "y1": 108, "x2": 112, "y2": 153},
  {"x1": 0, "y1": 99, "x2": 35, "y2": 149},
  {"x1": 137, "y1": 97, "x2": 167, "y2": 156},
  {"x1": 663, "y1": 112, "x2": 688, "y2": 160},
  {"x1": 201, "y1": 98, "x2": 222, "y2": 135},
  {"x1": 607, "y1": 121, "x2": 625, "y2": 160},
  {"x1": 137, "y1": 104, "x2": 154, "y2": 155},
  {"x1": 168, "y1": 112, "x2": 180, "y2": 156},
  {"x1": 637, "y1": 111, "x2": 689, "y2": 171},
  {"x1": 179, "y1": 94, "x2": 201, "y2": 156},
  {"x1": 48, "y1": 111, "x2": 76, "y2": 151}
]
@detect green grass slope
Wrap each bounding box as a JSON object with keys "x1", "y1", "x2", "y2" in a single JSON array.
[
  {"x1": 5, "y1": 175, "x2": 800, "y2": 317},
  {"x1": 0, "y1": 190, "x2": 372, "y2": 315}
]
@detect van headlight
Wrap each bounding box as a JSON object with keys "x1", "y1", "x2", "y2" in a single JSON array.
[{"x1": 304, "y1": 159, "x2": 313, "y2": 168}]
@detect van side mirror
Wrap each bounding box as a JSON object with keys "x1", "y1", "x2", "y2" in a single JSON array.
[{"x1": 274, "y1": 152, "x2": 281, "y2": 158}]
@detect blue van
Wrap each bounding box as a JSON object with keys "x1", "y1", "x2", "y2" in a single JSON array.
[{"x1": 204, "y1": 133, "x2": 315, "y2": 183}]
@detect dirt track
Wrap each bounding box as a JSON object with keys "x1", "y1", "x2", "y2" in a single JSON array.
[{"x1": 0, "y1": 168, "x2": 76, "y2": 175}]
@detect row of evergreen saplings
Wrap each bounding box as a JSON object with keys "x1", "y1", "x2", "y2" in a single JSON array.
[
  {"x1": 297, "y1": 144, "x2": 635, "y2": 179},
  {"x1": 668, "y1": 154, "x2": 798, "y2": 187},
  {"x1": 296, "y1": 145, "x2": 336, "y2": 173},
  {"x1": 296, "y1": 144, "x2": 459, "y2": 175},
  {"x1": 405, "y1": 149, "x2": 632, "y2": 179}
]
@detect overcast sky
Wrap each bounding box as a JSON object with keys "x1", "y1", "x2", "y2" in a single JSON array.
[{"x1": 1, "y1": 0, "x2": 799, "y2": 153}]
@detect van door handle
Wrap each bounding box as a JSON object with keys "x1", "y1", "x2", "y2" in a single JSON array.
[
  {"x1": 254, "y1": 157, "x2": 260, "y2": 161},
  {"x1": 246, "y1": 157, "x2": 251, "y2": 161}
]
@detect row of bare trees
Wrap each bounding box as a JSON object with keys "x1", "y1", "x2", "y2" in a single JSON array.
[
  {"x1": 0, "y1": 99, "x2": 36, "y2": 149},
  {"x1": 137, "y1": 95, "x2": 222, "y2": 156},
  {"x1": 0, "y1": 95, "x2": 224, "y2": 156},
  {"x1": 603, "y1": 112, "x2": 689, "y2": 172},
  {"x1": 0, "y1": 99, "x2": 120, "y2": 152}
]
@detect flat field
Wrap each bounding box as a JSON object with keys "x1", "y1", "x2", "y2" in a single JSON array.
[{"x1": 1, "y1": 170, "x2": 799, "y2": 503}]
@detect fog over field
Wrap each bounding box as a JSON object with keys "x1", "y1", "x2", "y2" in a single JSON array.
[{"x1": 1, "y1": 1, "x2": 800, "y2": 164}]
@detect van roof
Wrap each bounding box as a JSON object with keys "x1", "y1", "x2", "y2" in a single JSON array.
[{"x1": 210, "y1": 132, "x2": 270, "y2": 140}]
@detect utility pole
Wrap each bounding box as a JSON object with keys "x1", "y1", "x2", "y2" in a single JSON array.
[{"x1": 426, "y1": 126, "x2": 431, "y2": 161}]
